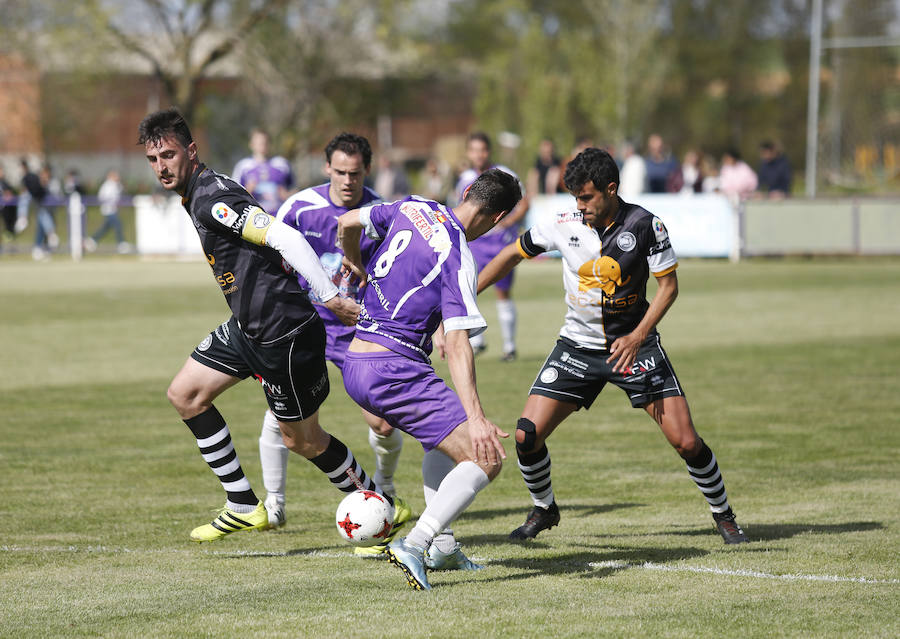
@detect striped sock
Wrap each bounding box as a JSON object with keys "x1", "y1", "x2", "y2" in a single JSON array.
[
  {"x1": 518, "y1": 444, "x2": 555, "y2": 509},
  {"x1": 684, "y1": 440, "x2": 730, "y2": 514},
  {"x1": 310, "y1": 435, "x2": 380, "y2": 496},
  {"x1": 184, "y1": 406, "x2": 258, "y2": 507}
]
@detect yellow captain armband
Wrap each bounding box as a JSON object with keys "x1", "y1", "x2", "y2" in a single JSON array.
[
  {"x1": 515, "y1": 237, "x2": 532, "y2": 259},
  {"x1": 240, "y1": 207, "x2": 274, "y2": 245}
]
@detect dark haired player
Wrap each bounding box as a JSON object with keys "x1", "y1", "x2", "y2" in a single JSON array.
[
  {"x1": 139, "y1": 108, "x2": 395, "y2": 542},
  {"x1": 256, "y1": 132, "x2": 412, "y2": 554},
  {"x1": 477, "y1": 147, "x2": 749, "y2": 544},
  {"x1": 337, "y1": 168, "x2": 522, "y2": 589}
]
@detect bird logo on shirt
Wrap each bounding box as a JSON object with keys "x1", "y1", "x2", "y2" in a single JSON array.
[{"x1": 577, "y1": 256, "x2": 630, "y2": 295}]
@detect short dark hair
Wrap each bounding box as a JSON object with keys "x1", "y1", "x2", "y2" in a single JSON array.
[
  {"x1": 325, "y1": 132, "x2": 372, "y2": 169},
  {"x1": 760, "y1": 140, "x2": 775, "y2": 151},
  {"x1": 563, "y1": 147, "x2": 620, "y2": 193},
  {"x1": 138, "y1": 107, "x2": 193, "y2": 148},
  {"x1": 467, "y1": 131, "x2": 491, "y2": 150},
  {"x1": 463, "y1": 168, "x2": 521, "y2": 214}
]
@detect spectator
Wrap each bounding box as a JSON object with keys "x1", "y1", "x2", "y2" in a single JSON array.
[
  {"x1": 22, "y1": 161, "x2": 58, "y2": 260},
  {"x1": 719, "y1": 148, "x2": 758, "y2": 204},
  {"x1": 374, "y1": 153, "x2": 410, "y2": 202},
  {"x1": 1, "y1": 166, "x2": 17, "y2": 246},
  {"x1": 526, "y1": 138, "x2": 561, "y2": 196},
  {"x1": 680, "y1": 149, "x2": 704, "y2": 194},
  {"x1": 420, "y1": 157, "x2": 449, "y2": 204},
  {"x1": 86, "y1": 169, "x2": 129, "y2": 253},
  {"x1": 757, "y1": 140, "x2": 792, "y2": 199},
  {"x1": 700, "y1": 154, "x2": 720, "y2": 193},
  {"x1": 644, "y1": 133, "x2": 681, "y2": 193},
  {"x1": 618, "y1": 140, "x2": 646, "y2": 199}
]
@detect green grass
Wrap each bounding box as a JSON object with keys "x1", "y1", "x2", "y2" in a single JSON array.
[{"x1": 1, "y1": 256, "x2": 898, "y2": 638}]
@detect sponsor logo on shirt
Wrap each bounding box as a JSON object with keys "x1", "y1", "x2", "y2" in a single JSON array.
[
  {"x1": 568, "y1": 235, "x2": 580, "y2": 247},
  {"x1": 556, "y1": 211, "x2": 581, "y2": 224},
  {"x1": 577, "y1": 256, "x2": 631, "y2": 295},
  {"x1": 211, "y1": 202, "x2": 238, "y2": 227}
]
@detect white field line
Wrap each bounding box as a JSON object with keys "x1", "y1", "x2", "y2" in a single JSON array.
[{"x1": 2, "y1": 545, "x2": 898, "y2": 585}]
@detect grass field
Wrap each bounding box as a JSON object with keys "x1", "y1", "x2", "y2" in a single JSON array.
[{"x1": 1, "y1": 255, "x2": 899, "y2": 638}]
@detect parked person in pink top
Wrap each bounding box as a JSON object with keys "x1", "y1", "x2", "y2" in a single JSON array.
[{"x1": 718, "y1": 148, "x2": 758, "y2": 205}]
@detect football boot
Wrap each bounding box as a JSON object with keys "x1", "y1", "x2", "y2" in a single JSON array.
[
  {"x1": 387, "y1": 538, "x2": 431, "y2": 590},
  {"x1": 190, "y1": 501, "x2": 268, "y2": 542},
  {"x1": 509, "y1": 501, "x2": 560, "y2": 540}
]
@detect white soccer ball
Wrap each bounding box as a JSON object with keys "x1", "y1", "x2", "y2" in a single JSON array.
[{"x1": 335, "y1": 489, "x2": 395, "y2": 547}]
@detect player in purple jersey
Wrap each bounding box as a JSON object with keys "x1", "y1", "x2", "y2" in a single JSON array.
[
  {"x1": 232, "y1": 128, "x2": 294, "y2": 214},
  {"x1": 139, "y1": 108, "x2": 400, "y2": 543},
  {"x1": 454, "y1": 132, "x2": 530, "y2": 361},
  {"x1": 477, "y1": 148, "x2": 749, "y2": 545},
  {"x1": 337, "y1": 168, "x2": 522, "y2": 590},
  {"x1": 255, "y1": 133, "x2": 412, "y2": 553}
]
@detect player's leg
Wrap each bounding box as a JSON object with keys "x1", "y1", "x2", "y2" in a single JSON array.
[
  {"x1": 508, "y1": 394, "x2": 576, "y2": 539},
  {"x1": 167, "y1": 355, "x2": 268, "y2": 541},
  {"x1": 258, "y1": 409, "x2": 288, "y2": 528},
  {"x1": 364, "y1": 411, "x2": 403, "y2": 497},
  {"x1": 392, "y1": 421, "x2": 499, "y2": 585},
  {"x1": 494, "y1": 277, "x2": 517, "y2": 362},
  {"x1": 645, "y1": 395, "x2": 748, "y2": 544}
]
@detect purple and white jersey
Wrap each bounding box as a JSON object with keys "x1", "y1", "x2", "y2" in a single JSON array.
[
  {"x1": 276, "y1": 183, "x2": 381, "y2": 335},
  {"x1": 232, "y1": 156, "x2": 294, "y2": 214},
  {"x1": 356, "y1": 196, "x2": 486, "y2": 363}
]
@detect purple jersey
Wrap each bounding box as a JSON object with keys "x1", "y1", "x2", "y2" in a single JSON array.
[
  {"x1": 276, "y1": 183, "x2": 381, "y2": 340},
  {"x1": 356, "y1": 196, "x2": 486, "y2": 363},
  {"x1": 232, "y1": 156, "x2": 294, "y2": 214}
]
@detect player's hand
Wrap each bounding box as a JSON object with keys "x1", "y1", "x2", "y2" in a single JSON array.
[
  {"x1": 341, "y1": 256, "x2": 367, "y2": 288},
  {"x1": 468, "y1": 415, "x2": 508, "y2": 467},
  {"x1": 432, "y1": 324, "x2": 446, "y2": 360},
  {"x1": 324, "y1": 295, "x2": 361, "y2": 326},
  {"x1": 606, "y1": 331, "x2": 645, "y2": 374}
]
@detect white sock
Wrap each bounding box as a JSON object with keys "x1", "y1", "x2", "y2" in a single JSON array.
[
  {"x1": 497, "y1": 299, "x2": 516, "y2": 354},
  {"x1": 369, "y1": 427, "x2": 403, "y2": 496},
  {"x1": 258, "y1": 410, "x2": 288, "y2": 503},
  {"x1": 469, "y1": 331, "x2": 485, "y2": 350},
  {"x1": 422, "y1": 449, "x2": 458, "y2": 548},
  {"x1": 406, "y1": 460, "x2": 489, "y2": 549}
]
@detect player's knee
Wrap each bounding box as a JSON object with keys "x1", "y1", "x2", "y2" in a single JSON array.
[
  {"x1": 515, "y1": 418, "x2": 538, "y2": 453},
  {"x1": 369, "y1": 421, "x2": 393, "y2": 437},
  {"x1": 166, "y1": 381, "x2": 199, "y2": 417},
  {"x1": 480, "y1": 458, "x2": 503, "y2": 481},
  {"x1": 673, "y1": 434, "x2": 701, "y2": 458}
]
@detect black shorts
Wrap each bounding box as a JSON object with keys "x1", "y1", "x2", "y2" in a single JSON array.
[
  {"x1": 529, "y1": 335, "x2": 685, "y2": 409},
  {"x1": 190, "y1": 316, "x2": 330, "y2": 422}
]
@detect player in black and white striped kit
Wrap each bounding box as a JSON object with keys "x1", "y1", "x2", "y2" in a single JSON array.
[{"x1": 477, "y1": 147, "x2": 749, "y2": 544}]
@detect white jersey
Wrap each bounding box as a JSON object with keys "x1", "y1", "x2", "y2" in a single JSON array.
[{"x1": 517, "y1": 199, "x2": 678, "y2": 349}]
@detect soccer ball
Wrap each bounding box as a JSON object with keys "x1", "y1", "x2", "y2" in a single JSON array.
[{"x1": 335, "y1": 489, "x2": 395, "y2": 547}]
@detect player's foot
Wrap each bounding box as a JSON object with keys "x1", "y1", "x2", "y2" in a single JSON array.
[
  {"x1": 425, "y1": 543, "x2": 483, "y2": 571},
  {"x1": 189, "y1": 501, "x2": 268, "y2": 542},
  {"x1": 83, "y1": 237, "x2": 97, "y2": 253},
  {"x1": 501, "y1": 350, "x2": 517, "y2": 362},
  {"x1": 263, "y1": 494, "x2": 286, "y2": 530},
  {"x1": 472, "y1": 343, "x2": 487, "y2": 356},
  {"x1": 353, "y1": 494, "x2": 413, "y2": 558},
  {"x1": 387, "y1": 538, "x2": 431, "y2": 590},
  {"x1": 509, "y1": 501, "x2": 560, "y2": 540},
  {"x1": 713, "y1": 509, "x2": 749, "y2": 544}
]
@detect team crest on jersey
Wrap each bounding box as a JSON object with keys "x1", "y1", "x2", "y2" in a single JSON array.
[
  {"x1": 197, "y1": 335, "x2": 213, "y2": 351},
  {"x1": 616, "y1": 231, "x2": 636, "y2": 252},
  {"x1": 211, "y1": 202, "x2": 238, "y2": 227},
  {"x1": 577, "y1": 256, "x2": 631, "y2": 295},
  {"x1": 252, "y1": 211, "x2": 270, "y2": 229}
]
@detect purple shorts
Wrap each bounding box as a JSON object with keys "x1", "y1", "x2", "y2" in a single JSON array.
[
  {"x1": 470, "y1": 227, "x2": 518, "y2": 292},
  {"x1": 342, "y1": 350, "x2": 467, "y2": 451},
  {"x1": 324, "y1": 322, "x2": 354, "y2": 370}
]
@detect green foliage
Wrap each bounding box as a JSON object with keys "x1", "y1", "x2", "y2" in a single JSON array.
[{"x1": 1, "y1": 256, "x2": 899, "y2": 637}]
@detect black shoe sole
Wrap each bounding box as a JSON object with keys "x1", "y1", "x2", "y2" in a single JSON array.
[{"x1": 387, "y1": 548, "x2": 428, "y2": 590}]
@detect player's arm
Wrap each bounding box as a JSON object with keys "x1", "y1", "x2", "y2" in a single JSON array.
[
  {"x1": 336, "y1": 209, "x2": 367, "y2": 283},
  {"x1": 240, "y1": 209, "x2": 360, "y2": 326},
  {"x1": 607, "y1": 270, "x2": 679, "y2": 373},
  {"x1": 443, "y1": 327, "x2": 508, "y2": 465}
]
